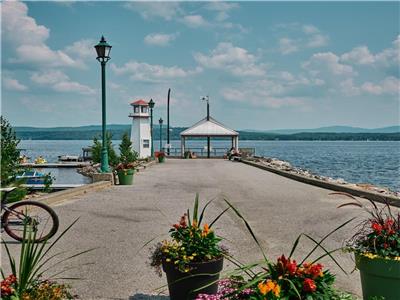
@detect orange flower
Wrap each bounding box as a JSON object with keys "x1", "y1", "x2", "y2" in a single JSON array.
[
  {"x1": 258, "y1": 280, "x2": 280, "y2": 297},
  {"x1": 202, "y1": 223, "x2": 211, "y2": 237}
]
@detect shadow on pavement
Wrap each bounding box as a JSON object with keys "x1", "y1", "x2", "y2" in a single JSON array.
[{"x1": 129, "y1": 294, "x2": 169, "y2": 300}]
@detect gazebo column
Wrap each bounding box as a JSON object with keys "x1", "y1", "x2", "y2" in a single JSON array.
[
  {"x1": 181, "y1": 136, "x2": 185, "y2": 158},
  {"x1": 234, "y1": 136, "x2": 239, "y2": 151},
  {"x1": 231, "y1": 137, "x2": 234, "y2": 149},
  {"x1": 207, "y1": 136, "x2": 211, "y2": 158}
]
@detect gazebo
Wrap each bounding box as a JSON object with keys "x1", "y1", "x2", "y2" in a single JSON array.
[{"x1": 180, "y1": 117, "x2": 239, "y2": 158}]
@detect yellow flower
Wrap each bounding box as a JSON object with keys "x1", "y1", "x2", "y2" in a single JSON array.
[
  {"x1": 189, "y1": 256, "x2": 194, "y2": 260},
  {"x1": 192, "y1": 220, "x2": 198, "y2": 228},
  {"x1": 166, "y1": 258, "x2": 171, "y2": 262},
  {"x1": 192, "y1": 253, "x2": 197, "y2": 256}
]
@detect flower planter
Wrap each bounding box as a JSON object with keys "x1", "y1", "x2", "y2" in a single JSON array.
[
  {"x1": 117, "y1": 169, "x2": 134, "y2": 185},
  {"x1": 158, "y1": 156, "x2": 165, "y2": 163},
  {"x1": 356, "y1": 253, "x2": 400, "y2": 300},
  {"x1": 162, "y1": 257, "x2": 223, "y2": 300}
]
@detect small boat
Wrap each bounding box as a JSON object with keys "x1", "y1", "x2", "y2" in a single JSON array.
[
  {"x1": 34, "y1": 156, "x2": 47, "y2": 164},
  {"x1": 16, "y1": 171, "x2": 46, "y2": 184},
  {"x1": 58, "y1": 155, "x2": 80, "y2": 162}
]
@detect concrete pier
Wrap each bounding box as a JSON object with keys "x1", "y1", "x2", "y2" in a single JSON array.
[{"x1": 3, "y1": 159, "x2": 376, "y2": 299}]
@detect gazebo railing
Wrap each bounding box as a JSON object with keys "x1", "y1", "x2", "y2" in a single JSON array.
[
  {"x1": 162, "y1": 147, "x2": 256, "y2": 158},
  {"x1": 162, "y1": 147, "x2": 229, "y2": 157}
]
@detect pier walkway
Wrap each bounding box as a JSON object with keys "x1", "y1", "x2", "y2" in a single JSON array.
[{"x1": 3, "y1": 159, "x2": 369, "y2": 299}]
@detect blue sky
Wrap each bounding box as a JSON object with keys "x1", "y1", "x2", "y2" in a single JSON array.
[{"x1": 2, "y1": 1, "x2": 399, "y2": 130}]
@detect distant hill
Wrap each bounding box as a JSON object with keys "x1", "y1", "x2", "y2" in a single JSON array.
[
  {"x1": 244, "y1": 125, "x2": 400, "y2": 135},
  {"x1": 14, "y1": 124, "x2": 400, "y2": 141}
]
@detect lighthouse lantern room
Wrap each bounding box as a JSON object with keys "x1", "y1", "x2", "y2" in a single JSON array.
[{"x1": 129, "y1": 99, "x2": 151, "y2": 158}]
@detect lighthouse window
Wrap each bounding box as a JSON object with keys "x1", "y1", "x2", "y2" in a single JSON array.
[
  {"x1": 141, "y1": 106, "x2": 148, "y2": 113},
  {"x1": 143, "y1": 139, "x2": 150, "y2": 148},
  {"x1": 134, "y1": 106, "x2": 139, "y2": 113}
]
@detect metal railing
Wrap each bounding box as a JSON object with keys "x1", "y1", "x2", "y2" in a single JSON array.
[{"x1": 162, "y1": 147, "x2": 256, "y2": 158}]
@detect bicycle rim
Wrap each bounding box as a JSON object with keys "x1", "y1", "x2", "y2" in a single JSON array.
[{"x1": 2, "y1": 201, "x2": 59, "y2": 242}]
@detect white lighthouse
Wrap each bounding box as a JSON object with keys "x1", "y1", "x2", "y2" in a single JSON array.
[{"x1": 129, "y1": 99, "x2": 151, "y2": 158}]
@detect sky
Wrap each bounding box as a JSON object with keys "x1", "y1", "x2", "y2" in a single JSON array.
[{"x1": 2, "y1": 1, "x2": 399, "y2": 130}]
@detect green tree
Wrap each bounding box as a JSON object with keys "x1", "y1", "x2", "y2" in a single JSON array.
[
  {"x1": 91, "y1": 132, "x2": 118, "y2": 167},
  {"x1": 1, "y1": 117, "x2": 27, "y2": 201},
  {"x1": 119, "y1": 132, "x2": 138, "y2": 165},
  {"x1": 1, "y1": 116, "x2": 21, "y2": 186}
]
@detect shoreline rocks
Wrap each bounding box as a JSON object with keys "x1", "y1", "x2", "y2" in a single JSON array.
[{"x1": 249, "y1": 156, "x2": 400, "y2": 199}]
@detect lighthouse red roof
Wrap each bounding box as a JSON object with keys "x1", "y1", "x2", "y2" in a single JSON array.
[{"x1": 130, "y1": 99, "x2": 148, "y2": 106}]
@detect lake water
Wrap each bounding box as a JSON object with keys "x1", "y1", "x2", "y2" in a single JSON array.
[{"x1": 19, "y1": 140, "x2": 400, "y2": 191}]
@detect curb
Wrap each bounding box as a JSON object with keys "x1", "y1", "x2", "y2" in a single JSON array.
[
  {"x1": 33, "y1": 181, "x2": 112, "y2": 206},
  {"x1": 241, "y1": 159, "x2": 400, "y2": 207}
]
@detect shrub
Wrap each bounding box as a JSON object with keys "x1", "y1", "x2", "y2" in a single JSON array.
[{"x1": 91, "y1": 132, "x2": 118, "y2": 167}]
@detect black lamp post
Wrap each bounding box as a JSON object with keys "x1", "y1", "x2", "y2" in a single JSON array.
[
  {"x1": 201, "y1": 96, "x2": 211, "y2": 158},
  {"x1": 159, "y1": 118, "x2": 163, "y2": 152},
  {"x1": 148, "y1": 99, "x2": 155, "y2": 158},
  {"x1": 94, "y1": 36, "x2": 112, "y2": 173}
]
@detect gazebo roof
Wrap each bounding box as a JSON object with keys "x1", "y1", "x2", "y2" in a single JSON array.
[{"x1": 181, "y1": 117, "x2": 239, "y2": 137}]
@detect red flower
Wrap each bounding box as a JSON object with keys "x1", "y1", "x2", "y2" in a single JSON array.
[
  {"x1": 277, "y1": 255, "x2": 297, "y2": 276},
  {"x1": 371, "y1": 222, "x2": 382, "y2": 234},
  {"x1": 1, "y1": 275, "x2": 17, "y2": 296},
  {"x1": 303, "y1": 278, "x2": 317, "y2": 292},
  {"x1": 308, "y1": 263, "x2": 323, "y2": 278}
]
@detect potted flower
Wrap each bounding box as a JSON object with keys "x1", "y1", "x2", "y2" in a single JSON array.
[
  {"x1": 116, "y1": 133, "x2": 138, "y2": 185},
  {"x1": 155, "y1": 151, "x2": 166, "y2": 163},
  {"x1": 338, "y1": 193, "x2": 400, "y2": 300},
  {"x1": 149, "y1": 195, "x2": 229, "y2": 300},
  {"x1": 195, "y1": 200, "x2": 354, "y2": 300}
]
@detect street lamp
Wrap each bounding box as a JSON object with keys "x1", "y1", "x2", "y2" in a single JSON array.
[
  {"x1": 94, "y1": 36, "x2": 112, "y2": 173},
  {"x1": 159, "y1": 118, "x2": 163, "y2": 152},
  {"x1": 148, "y1": 99, "x2": 155, "y2": 158},
  {"x1": 201, "y1": 96, "x2": 210, "y2": 158}
]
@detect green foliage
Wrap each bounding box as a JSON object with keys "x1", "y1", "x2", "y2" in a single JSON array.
[
  {"x1": 119, "y1": 132, "x2": 138, "y2": 165},
  {"x1": 42, "y1": 173, "x2": 55, "y2": 193},
  {"x1": 91, "y1": 132, "x2": 118, "y2": 167},
  {"x1": 1, "y1": 116, "x2": 22, "y2": 186},
  {"x1": 1, "y1": 219, "x2": 93, "y2": 299},
  {"x1": 212, "y1": 199, "x2": 354, "y2": 299},
  {"x1": 1, "y1": 117, "x2": 27, "y2": 202}
]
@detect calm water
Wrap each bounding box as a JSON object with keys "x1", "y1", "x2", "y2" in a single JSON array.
[{"x1": 19, "y1": 140, "x2": 400, "y2": 191}]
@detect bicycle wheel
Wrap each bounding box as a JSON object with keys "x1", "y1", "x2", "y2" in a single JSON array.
[{"x1": 2, "y1": 201, "x2": 59, "y2": 242}]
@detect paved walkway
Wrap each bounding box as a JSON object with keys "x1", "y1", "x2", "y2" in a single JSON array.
[{"x1": 3, "y1": 159, "x2": 369, "y2": 299}]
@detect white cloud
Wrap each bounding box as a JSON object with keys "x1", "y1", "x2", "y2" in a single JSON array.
[
  {"x1": 194, "y1": 42, "x2": 266, "y2": 76},
  {"x1": 2, "y1": 1, "x2": 49, "y2": 46},
  {"x1": 276, "y1": 23, "x2": 328, "y2": 54},
  {"x1": 341, "y1": 46, "x2": 375, "y2": 65},
  {"x1": 144, "y1": 33, "x2": 178, "y2": 47},
  {"x1": 340, "y1": 77, "x2": 400, "y2": 96},
  {"x1": 204, "y1": 2, "x2": 239, "y2": 22},
  {"x1": 341, "y1": 36, "x2": 400, "y2": 67},
  {"x1": 3, "y1": 77, "x2": 28, "y2": 91},
  {"x1": 181, "y1": 15, "x2": 209, "y2": 28},
  {"x1": 279, "y1": 38, "x2": 299, "y2": 55},
  {"x1": 123, "y1": 2, "x2": 182, "y2": 21},
  {"x1": 307, "y1": 34, "x2": 329, "y2": 48},
  {"x1": 64, "y1": 39, "x2": 96, "y2": 59},
  {"x1": 111, "y1": 61, "x2": 202, "y2": 82},
  {"x1": 31, "y1": 70, "x2": 95, "y2": 95},
  {"x1": 302, "y1": 25, "x2": 319, "y2": 34},
  {"x1": 303, "y1": 52, "x2": 356, "y2": 76},
  {"x1": 2, "y1": 1, "x2": 80, "y2": 68},
  {"x1": 361, "y1": 77, "x2": 400, "y2": 95},
  {"x1": 221, "y1": 85, "x2": 306, "y2": 108}
]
